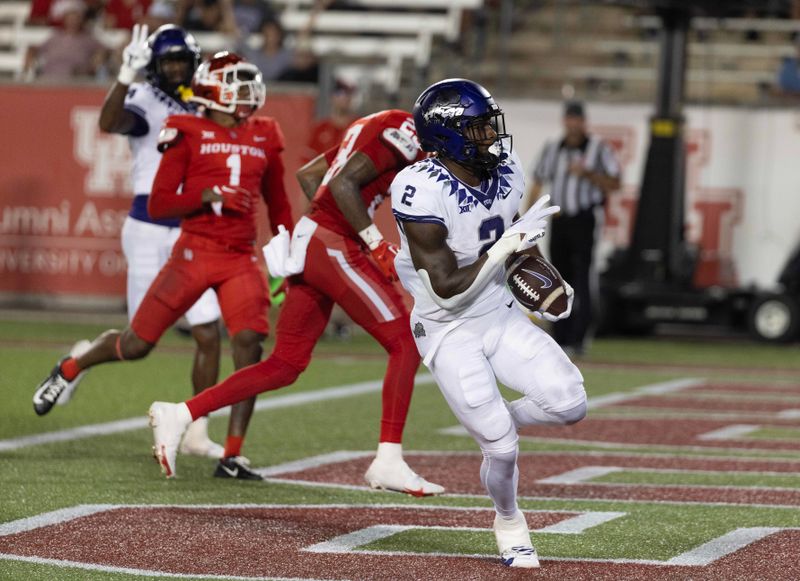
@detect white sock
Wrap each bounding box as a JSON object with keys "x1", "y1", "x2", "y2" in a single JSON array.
[
  {"x1": 176, "y1": 402, "x2": 193, "y2": 425},
  {"x1": 375, "y1": 442, "x2": 403, "y2": 463}
]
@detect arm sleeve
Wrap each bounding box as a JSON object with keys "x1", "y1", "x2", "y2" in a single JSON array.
[
  {"x1": 257, "y1": 118, "x2": 293, "y2": 234},
  {"x1": 261, "y1": 150, "x2": 294, "y2": 235},
  {"x1": 148, "y1": 135, "x2": 202, "y2": 219}
]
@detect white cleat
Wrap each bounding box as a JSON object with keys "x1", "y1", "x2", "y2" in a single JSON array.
[
  {"x1": 179, "y1": 416, "x2": 225, "y2": 458},
  {"x1": 364, "y1": 458, "x2": 445, "y2": 497},
  {"x1": 57, "y1": 340, "x2": 93, "y2": 405},
  {"x1": 148, "y1": 402, "x2": 192, "y2": 478},
  {"x1": 494, "y1": 510, "x2": 540, "y2": 568}
]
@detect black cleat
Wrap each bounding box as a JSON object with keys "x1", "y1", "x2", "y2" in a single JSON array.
[
  {"x1": 32, "y1": 340, "x2": 91, "y2": 416},
  {"x1": 32, "y1": 359, "x2": 71, "y2": 416},
  {"x1": 213, "y1": 456, "x2": 263, "y2": 480}
]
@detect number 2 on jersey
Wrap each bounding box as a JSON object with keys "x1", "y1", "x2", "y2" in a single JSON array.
[{"x1": 478, "y1": 216, "x2": 505, "y2": 256}]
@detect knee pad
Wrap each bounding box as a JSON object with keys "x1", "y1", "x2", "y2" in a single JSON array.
[{"x1": 550, "y1": 399, "x2": 587, "y2": 425}]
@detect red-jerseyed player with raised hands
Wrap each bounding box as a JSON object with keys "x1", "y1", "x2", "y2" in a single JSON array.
[
  {"x1": 149, "y1": 109, "x2": 444, "y2": 495},
  {"x1": 33, "y1": 52, "x2": 293, "y2": 480}
]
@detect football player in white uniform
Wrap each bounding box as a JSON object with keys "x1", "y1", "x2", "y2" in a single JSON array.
[
  {"x1": 391, "y1": 79, "x2": 586, "y2": 569},
  {"x1": 95, "y1": 24, "x2": 224, "y2": 459}
]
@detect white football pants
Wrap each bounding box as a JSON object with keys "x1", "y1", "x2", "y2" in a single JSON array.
[
  {"x1": 121, "y1": 216, "x2": 220, "y2": 326},
  {"x1": 419, "y1": 304, "x2": 586, "y2": 516}
]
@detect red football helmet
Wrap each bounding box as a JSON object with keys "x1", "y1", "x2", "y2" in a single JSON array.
[{"x1": 190, "y1": 52, "x2": 266, "y2": 120}]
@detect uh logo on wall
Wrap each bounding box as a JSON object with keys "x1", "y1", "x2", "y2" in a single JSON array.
[{"x1": 598, "y1": 126, "x2": 742, "y2": 289}]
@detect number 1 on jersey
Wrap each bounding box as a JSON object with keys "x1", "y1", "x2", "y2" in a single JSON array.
[{"x1": 226, "y1": 153, "x2": 241, "y2": 186}]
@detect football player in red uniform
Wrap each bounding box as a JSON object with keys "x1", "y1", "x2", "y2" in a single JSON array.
[
  {"x1": 32, "y1": 52, "x2": 294, "y2": 480},
  {"x1": 149, "y1": 110, "x2": 444, "y2": 495}
]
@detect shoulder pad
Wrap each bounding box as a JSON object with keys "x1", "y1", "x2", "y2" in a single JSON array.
[
  {"x1": 157, "y1": 126, "x2": 183, "y2": 153},
  {"x1": 381, "y1": 127, "x2": 418, "y2": 162}
]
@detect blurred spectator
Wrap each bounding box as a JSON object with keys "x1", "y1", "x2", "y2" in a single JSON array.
[
  {"x1": 304, "y1": 79, "x2": 356, "y2": 161},
  {"x1": 236, "y1": 18, "x2": 318, "y2": 82},
  {"x1": 24, "y1": 0, "x2": 107, "y2": 81},
  {"x1": 103, "y1": 0, "x2": 153, "y2": 29},
  {"x1": 144, "y1": 0, "x2": 178, "y2": 28},
  {"x1": 233, "y1": 0, "x2": 276, "y2": 36},
  {"x1": 28, "y1": 0, "x2": 103, "y2": 26},
  {"x1": 176, "y1": 0, "x2": 236, "y2": 33},
  {"x1": 236, "y1": 16, "x2": 294, "y2": 80}
]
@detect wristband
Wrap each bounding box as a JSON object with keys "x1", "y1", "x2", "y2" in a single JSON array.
[{"x1": 358, "y1": 224, "x2": 383, "y2": 251}]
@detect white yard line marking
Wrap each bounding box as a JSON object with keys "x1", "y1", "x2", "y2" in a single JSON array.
[
  {"x1": 0, "y1": 375, "x2": 435, "y2": 453},
  {"x1": 257, "y1": 451, "x2": 372, "y2": 477},
  {"x1": 534, "y1": 511, "x2": 627, "y2": 534},
  {"x1": 697, "y1": 424, "x2": 761, "y2": 441},
  {"x1": 587, "y1": 378, "x2": 704, "y2": 409},
  {"x1": 665, "y1": 527, "x2": 788, "y2": 566},
  {"x1": 777, "y1": 409, "x2": 800, "y2": 419},
  {"x1": 537, "y1": 466, "x2": 624, "y2": 485}
]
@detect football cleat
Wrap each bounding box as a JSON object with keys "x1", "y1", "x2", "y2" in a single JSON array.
[
  {"x1": 213, "y1": 456, "x2": 263, "y2": 480},
  {"x1": 32, "y1": 340, "x2": 92, "y2": 416},
  {"x1": 149, "y1": 402, "x2": 192, "y2": 478},
  {"x1": 179, "y1": 417, "x2": 225, "y2": 458},
  {"x1": 364, "y1": 458, "x2": 445, "y2": 497},
  {"x1": 494, "y1": 510, "x2": 540, "y2": 568},
  {"x1": 500, "y1": 546, "x2": 541, "y2": 569}
]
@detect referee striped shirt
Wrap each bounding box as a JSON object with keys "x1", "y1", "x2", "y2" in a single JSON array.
[{"x1": 533, "y1": 135, "x2": 620, "y2": 216}]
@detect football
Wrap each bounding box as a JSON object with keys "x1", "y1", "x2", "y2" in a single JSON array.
[{"x1": 506, "y1": 254, "x2": 569, "y2": 316}]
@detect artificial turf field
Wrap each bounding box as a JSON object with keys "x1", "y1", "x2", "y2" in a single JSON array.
[{"x1": 1, "y1": 314, "x2": 799, "y2": 580}]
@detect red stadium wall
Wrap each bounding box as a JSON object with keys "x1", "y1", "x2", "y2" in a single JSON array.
[{"x1": 0, "y1": 84, "x2": 321, "y2": 303}]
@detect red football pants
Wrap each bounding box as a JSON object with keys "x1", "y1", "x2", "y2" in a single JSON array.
[
  {"x1": 186, "y1": 225, "x2": 421, "y2": 443},
  {"x1": 131, "y1": 233, "x2": 269, "y2": 343}
]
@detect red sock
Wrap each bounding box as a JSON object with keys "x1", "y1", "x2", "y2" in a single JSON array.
[
  {"x1": 224, "y1": 436, "x2": 243, "y2": 458},
  {"x1": 60, "y1": 357, "x2": 81, "y2": 381}
]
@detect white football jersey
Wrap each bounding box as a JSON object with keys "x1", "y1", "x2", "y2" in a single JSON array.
[
  {"x1": 391, "y1": 149, "x2": 526, "y2": 324},
  {"x1": 123, "y1": 82, "x2": 194, "y2": 195}
]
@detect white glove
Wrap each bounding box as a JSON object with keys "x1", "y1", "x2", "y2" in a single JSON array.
[
  {"x1": 118, "y1": 24, "x2": 151, "y2": 85},
  {"x1": 262, "y1": 225, "x2": 306, "y2": 277},
  {"x1": 263, "y1": 224, "x2": 291, "y2": 277},
  {"x1": 505, "y1": 194, "x2": 560, "y2": 252},
  {"x1": 532, "y1": 281, "x2": 574, "y2": 322}
]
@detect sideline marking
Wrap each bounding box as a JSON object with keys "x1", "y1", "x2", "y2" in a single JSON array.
[{"x1": 0, "y1": 375, "x2": 434, "y2": 453}]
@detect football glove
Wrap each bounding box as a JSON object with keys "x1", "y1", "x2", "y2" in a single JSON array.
[
  {"x1": 532, "y1": 281, "x2": 574, "y2": 322},
  {"x1": 118, "y1": 24, "x2": 151, "y2": 85},
  {"x1": 370, "y1": 240, "x2": 399, "y2": 282},
  {"x1": 505, "y1": 194, "x2": 560, "y2": 253},
  {"x1": 210, "y1": 185, "x2": 252, "y2": 215}
]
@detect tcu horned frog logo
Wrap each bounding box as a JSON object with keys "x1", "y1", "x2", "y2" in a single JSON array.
[{"x1": 71, "y1": 107, "x2": 133, "y2": 196}]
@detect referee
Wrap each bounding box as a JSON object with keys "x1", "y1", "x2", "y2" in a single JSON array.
[{"x1": 521, "y1": 101, "x2": 621, "y2": 356}]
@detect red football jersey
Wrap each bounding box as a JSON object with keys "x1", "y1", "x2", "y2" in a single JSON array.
[
  {"x1": 308, "y1": 109, "x2": 425, "y2": 238},
  {"x1": 149, "y1": 114, "x2": 293, "y2": 246}
]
